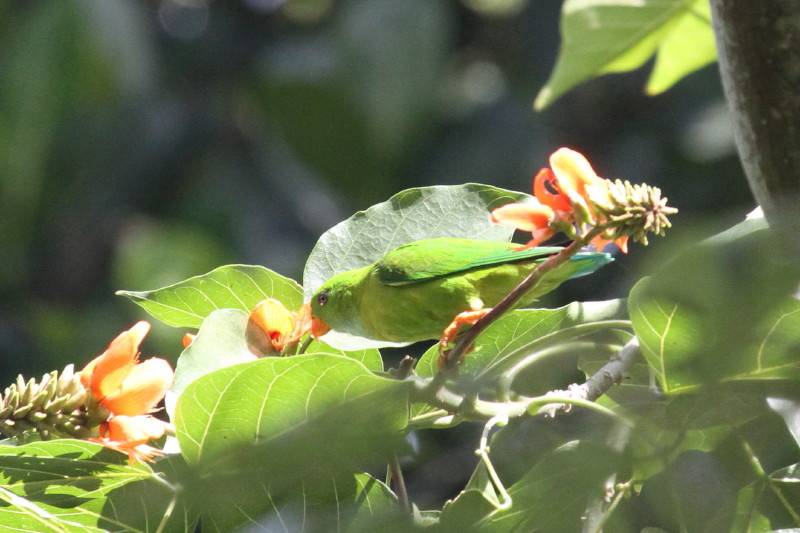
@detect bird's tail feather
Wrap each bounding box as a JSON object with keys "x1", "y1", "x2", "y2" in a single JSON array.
[{"x1": 566, "y1": 251, "x2": 614, "y2": 278}]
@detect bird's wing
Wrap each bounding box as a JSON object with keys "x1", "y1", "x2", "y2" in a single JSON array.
[{"x1": 375, "y1": 238, "x2": 562, "y2": 286}]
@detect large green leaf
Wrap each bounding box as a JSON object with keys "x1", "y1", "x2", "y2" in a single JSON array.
[
  {"x1": 175, "y1": 353, "x2": 408, "y2": 465},
  {"x1": 117, "y1": 264, "x2": 303, "y2": 328},
  {"x1": 302, "y1": 184, "x2": 531, "y2": 350},
  {"x1": 535, "y1": 0, "x2": 716, "y2": 109},
  {"x1": 629, "y1": 218, "x2": 800, "y2": 393},
  {"x1": 0, "y1": 440, "x2": 190, "y2": 533},
  {"x1": 173, "y1": 354, "x2": 409, "y2": 531},
  {"x1": 416, "y1": 300, "x2": 629, "y2": 391}
]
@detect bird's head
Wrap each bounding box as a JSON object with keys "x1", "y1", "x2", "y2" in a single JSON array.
[{"x1": 308, "y1": 269, "x2": 361, "y2": 339}]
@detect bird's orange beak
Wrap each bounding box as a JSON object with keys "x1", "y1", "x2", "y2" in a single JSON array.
[{"x1": 310, "y1": 316, "x2": 330, "y2": 339}]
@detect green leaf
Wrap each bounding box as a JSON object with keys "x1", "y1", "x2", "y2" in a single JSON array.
[
  {"x1": 0, "y1": 440, "x2": 190, "y2": 533},
  {"x1": 439, "y1": 488, "x2": 498, "y2": 532},
  {"x1": 117, "y1": 264, "x2": 303, "y2": 328},
  {"x1": 637, "y1": 450, "x2": 740, "y2": 532},
  {"x1": 416, "y1": 300, "x2": 629, "y2": 390},
  {"x1": 646, "y1": 0, "x2": 716, "y2": 94},
  {"x1": 187, "y1": 472, "x2": 401, "y2": 533},
  {"x1": 170, "y1": 309, "x2": 253, "y2": 401},
  {"x1": 770, "y1": 462, "x2": 800, "y2": 483},
  {"x1": 629, "y1": 219, "x2": 800, "y2": 394},
  {"x1": 302, "y1": 184, "x2": 531, "y2": 350},
  {"x1": 535, "y1": 0, "x2": 716, "y2": 109},
  {"x1": 442, "y1": 441, "x2": 618, "y2": 532},
  {"x1": 727, "y1": 483, "x2": 772, "y2": 533},
  {"x1": 342, "y1": 473, "x2": 402, "y2": 532},
  {"x1": 174, "y1": 354, "x2": 409, "y2": 531},
  {"x1": 175, "y1": 353, "x2": 408, "y2": 465}
]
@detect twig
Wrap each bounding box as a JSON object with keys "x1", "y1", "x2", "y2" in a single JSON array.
[
  {"x1": 535, "y1": 337, "x2": 641, "y2": 418},
  {"x1": 582, "y1": 337, "x2": 641, "y2": 402}
]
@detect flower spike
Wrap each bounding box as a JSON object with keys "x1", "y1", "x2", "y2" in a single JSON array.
[{"x1": 491, "y1": 147, "x2": 676, "y2": 253}]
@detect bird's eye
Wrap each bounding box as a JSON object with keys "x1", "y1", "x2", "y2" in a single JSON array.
[{"x1": 317, "y1": 289, "x2": 329, "y2": 307}]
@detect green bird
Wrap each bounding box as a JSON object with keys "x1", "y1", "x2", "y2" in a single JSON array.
[{"x1": 309, "y1": 238, "x2": 612, "y2": 345}]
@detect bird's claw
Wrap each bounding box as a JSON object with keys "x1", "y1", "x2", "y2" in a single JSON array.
[{"x1": 437, "y1": 308, "x2": 492, "y2": 370}]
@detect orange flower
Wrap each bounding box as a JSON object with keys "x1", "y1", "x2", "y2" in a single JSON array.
[
  {"x1": 82, "y1": 322, "x2": 173, "y2": 417},
  {"x1": 246, "y1": 299, "x2": 311, "y2": 356},
  {"x1": 491, "y1": 147, "x2": 629, "y2": 253},
  {"x1": 91, "y1": 415, "x2": 168, "y2": 465},
  {"x1": 81, "y1": 321, "x2": 173, "y2": 463}
]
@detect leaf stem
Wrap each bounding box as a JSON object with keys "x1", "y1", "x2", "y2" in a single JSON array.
[
  {"x1": 388, "y1": 453, "x2": 412, "y2": 515},
  {"x1": 476, "y1": 415, "x2": 512, "y2": 510},
  {"x1": 440, "y1": 227, "x2": 606, "y2": 372}
]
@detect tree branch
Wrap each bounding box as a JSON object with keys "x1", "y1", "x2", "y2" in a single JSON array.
[
  {"x1": 710, "y1": 0, "x2": 800, "y2": 254},
  {"x1": 414, "y1": 337, "x2": 642, "y2": 423}
]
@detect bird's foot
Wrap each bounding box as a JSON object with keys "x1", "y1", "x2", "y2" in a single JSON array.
[{"x1": 437, "y1": 308, "x2": 492, "y2": 369}]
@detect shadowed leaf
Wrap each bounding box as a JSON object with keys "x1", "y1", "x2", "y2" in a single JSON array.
[
  {"x1": 0, "y1": 440, "x2": 190, "y2": 532},
  {"x1": 629, "y1": 218, "x2": 800, "y2": 393}
]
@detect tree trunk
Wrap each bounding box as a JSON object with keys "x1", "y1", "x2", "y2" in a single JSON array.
[{"x1": 709, "y1": 0, "x2": 800, "y2": 254}]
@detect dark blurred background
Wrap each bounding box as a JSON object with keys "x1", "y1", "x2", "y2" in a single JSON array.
[{"x1": 0, "y1": 0, "x2": 751, "y2": 390}]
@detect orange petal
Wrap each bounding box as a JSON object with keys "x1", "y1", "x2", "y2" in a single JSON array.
[
  {"x1": 249, "y1": 298, "x2": 297, "y2": 351},
  {"x1": 549, "y1": 147, "x2": 604, "y2": 200},
  {"x1": 84, "y1": 322, "x2": 150, "y2": 400},
  {"x1": 288, "y1": 302, "x2": 312, "y2": 344},
  {"x1": 490, "y1": 202, "x2": 554, "y2": 232},
  {"x1": 590, "y1": 234, "x2": 629, "y2": 254},
  {"x1": 533, "y1": 168, "x2": 571, "y2": 211},
  {"x1": 95, "y1": 415, "x2": 168, "y2": 464},
  {"x1": 105, "y1": 414, "x2": 168, "y2": 443},
  {"x1": 516, "y1": 228, "x2": 556, "y2": 249},
  {"x1": 182, "y1": 333, "x2": 196, "y2": 348},
  {"x1": 102, "y1": 357, "x2": 173, "y2": 416}
]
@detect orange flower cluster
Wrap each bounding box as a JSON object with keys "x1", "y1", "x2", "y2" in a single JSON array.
[
  {"x1": 81, "y1": 321, "x2": 173, "y2": 464},
  {"x1": 246, "y1": 299, "x2": 311, "y2": 356},
  {"x1": 491, "y1": 147, "x2": 629, "y2": 253}
]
